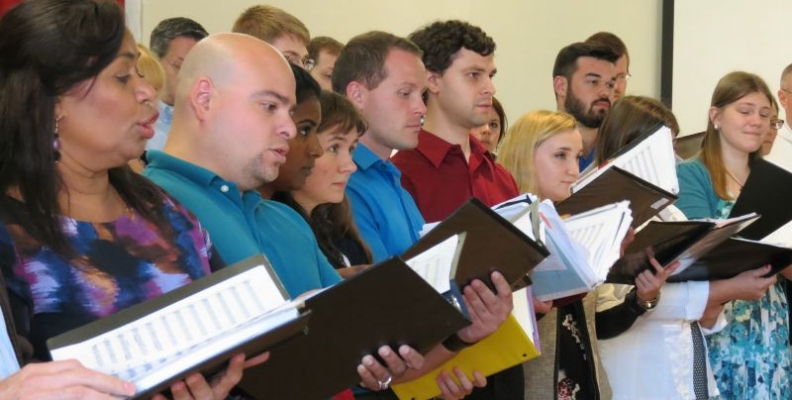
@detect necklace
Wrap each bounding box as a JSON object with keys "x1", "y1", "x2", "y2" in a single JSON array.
[{"x1": 724, "y1": 169, "x2": 745, "y2": 188}]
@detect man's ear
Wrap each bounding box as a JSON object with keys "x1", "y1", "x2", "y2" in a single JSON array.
[
  {"x1": 191, "y1": 78, "x2": 213, "y2": 121},
  {"x1": 553, "y1": 76, "x2": 568, "y2": 100},
  {"x1": 779, "y1": 89, "x2": 788, "y2": 111},
  {"x1": 426, "y1": 71, "x2": 442, "y2": 95},
  {"x1": 346, "y1": 81, "x2": 366, "y2": 110}
]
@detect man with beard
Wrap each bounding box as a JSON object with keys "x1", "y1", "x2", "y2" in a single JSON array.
[{"x1": 552, "y1": 42, "x2": 619, "y2": 171}]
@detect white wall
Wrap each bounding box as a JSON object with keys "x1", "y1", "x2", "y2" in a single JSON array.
[
  {"x1": 138, "y1": 0, "x2": 663, "y2": 125},
  {"x1": 673, "y1": 0, "x2": 792, "y2": 136}
]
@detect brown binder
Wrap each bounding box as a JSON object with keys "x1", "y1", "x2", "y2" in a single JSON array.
[
  {"x1": 401, "y1": 198, "x2": 550, "y2": 292},
  {"x1": 556, "y1": 167, "x2": 677, "y2": 229},
  {"x1": 237, "y1": 256, "x2": 471, "y2": 400},
  {"x1": 668, "y1": 237, "x2": 792, "y2": 282}
]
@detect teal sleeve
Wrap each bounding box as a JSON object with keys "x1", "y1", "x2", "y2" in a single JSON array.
[{"x1": 676, "y1": 161, "x2": 717, "y2": 219}]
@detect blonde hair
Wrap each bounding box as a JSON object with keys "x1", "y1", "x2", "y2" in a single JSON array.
[
  {"x1": 232, "y1": 5, "x2": 309, "y2": 45},
  {"x1": 136, "y1": 43, "x2": 165, "y2": 94},
  {"x1": 497, "y1": 110, "x2": 577, "y2": 194}
]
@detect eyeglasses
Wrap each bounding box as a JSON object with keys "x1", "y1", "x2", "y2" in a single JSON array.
[
  {"x1": 583, "y1": 77, "x2": 615, "y2": 91},
  {"x1": 615, "y1": 73, "x2": 632, "y2": 83},
  {"x1": 771, "y1": 118, "x2": 785, "y2": 130},
  {"x1": 283, "y1": 52, "x2": 315, "y2": 70}
]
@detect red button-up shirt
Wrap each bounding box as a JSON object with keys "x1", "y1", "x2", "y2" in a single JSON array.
[{"x1": 392, "y1": 129, "x2": 519, "y2": 222}]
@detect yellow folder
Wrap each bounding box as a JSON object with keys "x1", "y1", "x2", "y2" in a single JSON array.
[{"x1": 391, "y1": 314, "x2": 539, "y2": 400}]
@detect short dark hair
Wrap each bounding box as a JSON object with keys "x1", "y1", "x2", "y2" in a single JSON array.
[
  {"x1": 332, "y1": 31, "x2": 422, "y2": 94},
  {"x1": 408, "y1": 20, "x2": 495, "y2": 73},
  {"x1": 149, "y1": 17, "x2": 208, "y2": 59},
  {"x1": 586, "y1": 31, "x2": 629, "y2": 65},
  {"x1": 552, "y1": 42, "x2": 619, "y2": 80},
  {"x1": 317, "y1": 91, "x2": 368, "y2": 136},
  {"x1": 308, "y1": 36, "x2": 343, "y2": 62},
  {"x1": 291, "y1": 63, "x2": 321, "y2": 104}
]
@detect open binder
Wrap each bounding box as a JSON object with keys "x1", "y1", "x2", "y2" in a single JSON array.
[
  {"x1": 404, "y1": 198, "x2": 550, "y2": 292},
  {"x1": 558, "y1": 125, "x2": 679, "y2": 228},
  {"x1": 607, "y1": 214, "x2": 759, "y2": 284},
  {"x1": 668, "y1": 237, "x2": 792, "y2": 282},
  {"x1": 237, "y1": 253, "x2": 472, "y2": 400},
  {"x1": 557, "y1": 167, "x2": 676, "y2": 229},
  {"x1": 729, "y1": 158, "x2": 792, "y2": 240},
  {"x1": 47, "y1": 255, "x2": 309, "y2": 400}
]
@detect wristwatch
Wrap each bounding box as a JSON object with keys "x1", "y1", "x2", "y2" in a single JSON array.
[{"x1": 636, "y1": 291, "x2": 661, "y2": 311}]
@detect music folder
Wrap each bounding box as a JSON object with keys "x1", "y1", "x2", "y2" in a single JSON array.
[
  {"x1": 729, "y1": 158, "x2": 792, "y2": 239},
  {"x1": 667, "y1": 237, "x2": 792, "y2": 282},
  {"x1": 556, "y1": 167, "x2": 677, "y2": 229},
  {"x1": 606, "y1": 214, "x2": 759, "y2": 284},
  {"x1": 47, "y1": 255, "x2": 310, "y2": 400},
  {"x1": 237, "y1": 256, "x2": 471, "y2": 400},
  {"x1": 402, "y1": 198, "x2": 550, "y2": 292}
]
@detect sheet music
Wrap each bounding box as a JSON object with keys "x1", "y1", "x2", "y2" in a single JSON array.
[
  {"x1": 50, "y1": 266, "x2": 298, "y2": 392},
  {"x1": 405, "y1": 234, "x2": 460, "y2": 293},
  {"x1": 573, "y1": 126, "x2": 678, "y2": 194},
  {"x1": 762, "y1": 219, "x2": 792, "y2": 247},
  {"x1": 564, "y1": 201, "x2": 633, "y2": 280}
]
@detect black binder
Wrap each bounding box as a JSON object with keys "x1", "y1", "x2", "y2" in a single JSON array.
[
  {"x1": 556, "y1": 167, "x2": 677, "y2": 229},
  {"x1": 729, "y1": 158, "x2": 792, "y2": 239},
  {"x1": 668, "y1": 237, "x2": 792, "y2": 282},
  {"x1": 606, "y1": 215, "x2": 758, "y2": 284},
  {"x1": 401, "y1": 198, "x2": 550, "y2": 292},
  {"x1": 47, "y1": 255, "x2": 310, "y2": 400},
  {"x1": 237, "y1": 257, "x2": 471, "y2": 400}
]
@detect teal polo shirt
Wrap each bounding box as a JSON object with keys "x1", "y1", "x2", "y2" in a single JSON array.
[
  {"x1": 346, "y1": 144, "x2": 425, "y2": 262},
  {"x1": 144, "y1": 150, "x2": 341, "y2": 298}
]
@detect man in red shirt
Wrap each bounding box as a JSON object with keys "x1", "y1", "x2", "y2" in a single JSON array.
[
  {"x1": 392, "y1": 21, "x2": 519, "y2": 224},
  {"x1": 393, "y1": 20, "x2": 523, "y2": 400}
]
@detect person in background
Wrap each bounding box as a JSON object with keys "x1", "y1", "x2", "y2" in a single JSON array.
[
  {"x1": 232, "y1": 4, "x2": 313, "y2": 70},
  {"x1": 147, "y1": 17, "x2": 208, "y2": 151},
  {"x1": 585, "y1": 32, "x2": 629, "y2": 102},
  {"x1": 308, "y1": 36, "x2": 344, "y2": 91},
  {"x1": 0, "y1": 1, "x2": 261, "y2": 399},
  {"x1": 676, "y1": 71, "x2": 790, "y2": 400},
  {"x1": 469, "y1": 96, "x2": 507, "y2": 155},
  {"x1": 762, "y1": 98, "x2": 782, "y2": 156},
  {"x1": 137, "y1": 43, "x2": 166, "y2": 94},
  {"x1": 765, "y1": 63, "x2": 792, "y2": 169},
  {"x1": 552, "y1": 42, "x2": 618, "y2": 171},
  {"x1": 284, "y1": 91, "x2": 373, "y2": 278}
]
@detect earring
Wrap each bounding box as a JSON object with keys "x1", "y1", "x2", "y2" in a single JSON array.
[
  {"x1": 53, "y1": 119, "x2": 61, "y2": 162},
  {"x1": 714, "y1": 124, "x2": 719, "y2": 131}
]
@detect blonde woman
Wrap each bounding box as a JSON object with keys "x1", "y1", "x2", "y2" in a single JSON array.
[{"x1": 499, "y1": 110, "x2": 613, "y2": 400}]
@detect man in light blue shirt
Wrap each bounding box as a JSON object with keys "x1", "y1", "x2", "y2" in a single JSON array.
[{"x1": 146, "y1": 17, "x2": 208, "y2": 151}]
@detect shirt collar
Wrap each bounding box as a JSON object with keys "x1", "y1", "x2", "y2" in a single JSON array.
[
  {"x1": 158, "y1": 100, "x2": 174, "y2": 124},
  {"x1": 354, "y1": 143, "x2": 386, "y2": 171},
  {"x1": 417, "y1": 129, "x2": 493, "y2": 168},
  {"x1": 145, "y1": 150, "x2": 243, "y2": 192}
]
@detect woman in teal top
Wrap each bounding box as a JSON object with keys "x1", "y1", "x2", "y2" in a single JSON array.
[{"x1": 676, "y1": 71, "x2": 791, "y2": 400}]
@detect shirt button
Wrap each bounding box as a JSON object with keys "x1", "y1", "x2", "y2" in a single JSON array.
[{"x1": 220, "y1": 185, "x2": 229, "y2": 193}]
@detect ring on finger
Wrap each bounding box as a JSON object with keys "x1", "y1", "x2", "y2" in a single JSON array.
[{"x1": 377, "y1": 375, "x2": 393, "y2": 390}]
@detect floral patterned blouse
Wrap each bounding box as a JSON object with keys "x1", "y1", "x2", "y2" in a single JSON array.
[
  {"x1": 0, "y1": 196, "x2": 213, "y2": 360},
  {"x1": 677, "y1": 159, "x2": 791, "y2": 400}
]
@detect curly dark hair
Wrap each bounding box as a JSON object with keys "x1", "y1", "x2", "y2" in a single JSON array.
[{"x1": 408, "y1": 20, "x2": 496, "y2": 73}]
